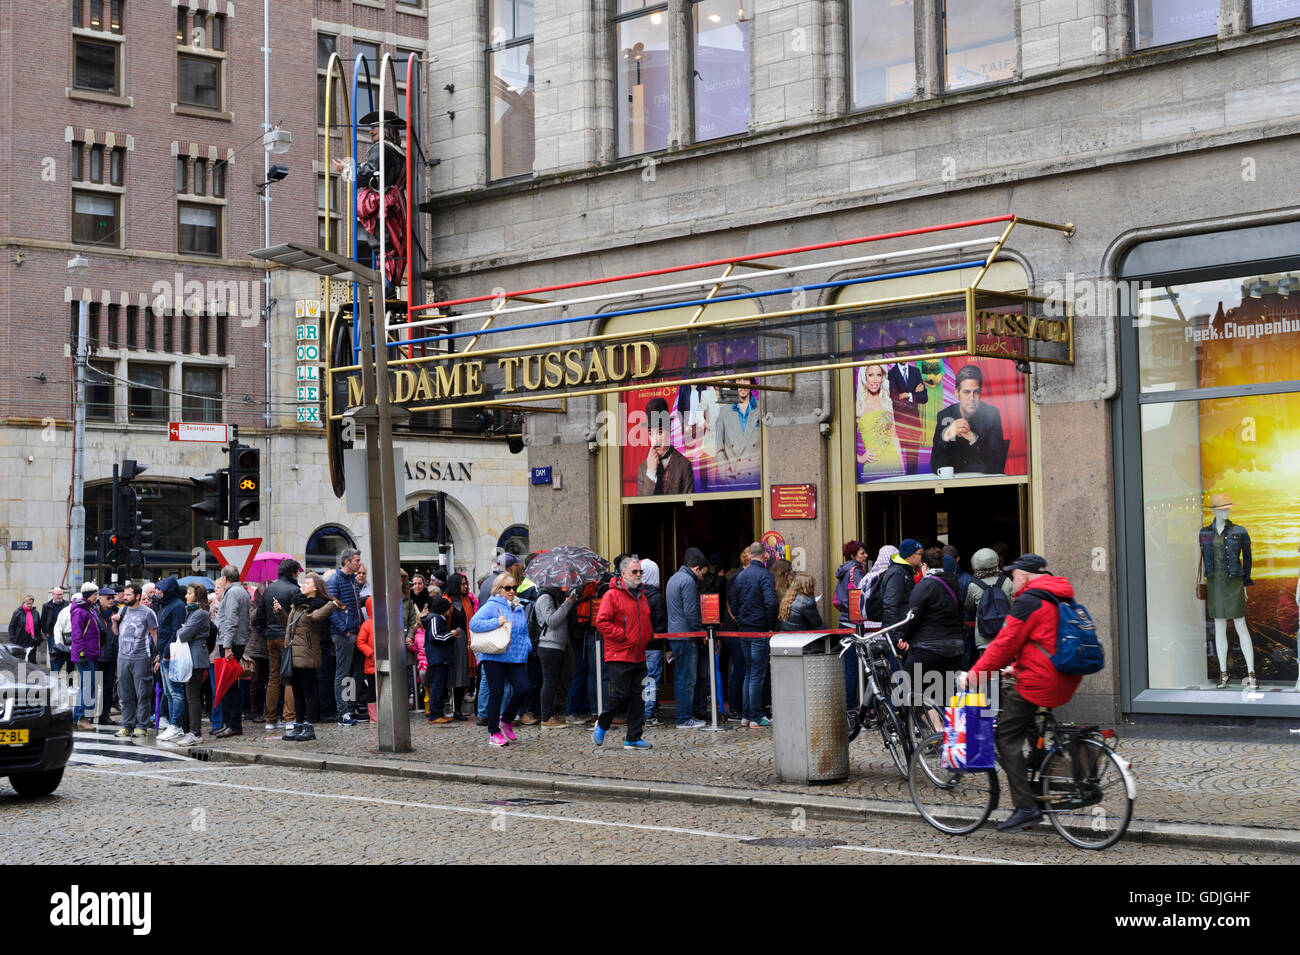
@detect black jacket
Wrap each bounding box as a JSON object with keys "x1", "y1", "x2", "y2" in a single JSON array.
[
  {"x1": 879, "y1": 559, "x2": 916, "y2": 629},
  {"x1": 643, "y1": 583, "x2": 668, "y2": 650},
  {"x1": 728, "y1": 562, "x2": 778, "y2": 631},
  {"x1": 39, "y1": 599, "x2": 67, "y2": 641},
  {"x1": 904, "y1": 570, "x2": 967, "y2": 658},
  {"x1": 930, "y1": 401, "x2": 1008, "y2": 474},
  {"x1": 260, "y1": 571, "x2": 302, "y2": 642},
  {"x1": 8, "y1": 606, "x2": 38, "y2": 648},
  {"x1": 780, "y1": 594, "x2": 824, "y2": 631}
]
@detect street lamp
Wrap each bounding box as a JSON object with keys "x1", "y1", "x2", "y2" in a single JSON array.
[{"x1": 67, "y1": 255, "x2": 91, "y2": 590}]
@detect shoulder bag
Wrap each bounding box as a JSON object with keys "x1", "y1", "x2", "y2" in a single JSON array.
[{"x1": 469, "y1": 619, "x2": 512, "y2": 655}]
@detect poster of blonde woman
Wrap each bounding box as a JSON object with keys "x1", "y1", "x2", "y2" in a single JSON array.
[{"x1": 855, "y1": 364, "x2": 904, "y2": 481}]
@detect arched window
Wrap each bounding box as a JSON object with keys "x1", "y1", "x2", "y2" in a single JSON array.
[
  {"x1": 305, "y1": 524, "x2": 356, "y2": 572},
  {"x1": 496, "y1": 524, "x2": 529, "y2": 557}
]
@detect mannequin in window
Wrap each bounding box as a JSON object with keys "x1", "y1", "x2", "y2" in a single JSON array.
[{"x1": 1197, "y1": 493, "x2": 1257, "y2": 689}]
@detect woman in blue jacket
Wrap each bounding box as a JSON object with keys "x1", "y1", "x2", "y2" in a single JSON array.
[{"x1": 469, "y1": 574, "x2": 531, "y2": 747}]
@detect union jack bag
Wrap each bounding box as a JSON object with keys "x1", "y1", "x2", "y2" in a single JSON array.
[{"x1": 941, "y1": 692, "x2": 997, "y2": 771}]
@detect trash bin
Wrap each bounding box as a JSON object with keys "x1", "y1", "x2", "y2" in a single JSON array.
[{"x1": 770, "y1": 632, "x2": 849, "y2": 784}]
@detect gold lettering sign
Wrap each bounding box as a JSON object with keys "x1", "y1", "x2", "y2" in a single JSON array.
[
  {"x1": 974, "y1": 310, "x2": 1069, "y2": 344},
  {"x1": 343, "y1": 341, "x2": 659, "y2": 409}
]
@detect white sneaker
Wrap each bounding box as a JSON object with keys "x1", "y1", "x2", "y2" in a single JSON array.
[
  {"x1": 158, "y1": 718, "x2": 170, "y2": 732},
  {"x1": 158, "y1": 726, "x2": 181, "y2": 742},
  {"x1": 177, "y1": 733, "x2": 199, "y2": 746},
  {"x1": 265, "y1": 723, "x2": 276, "y2": 730}
]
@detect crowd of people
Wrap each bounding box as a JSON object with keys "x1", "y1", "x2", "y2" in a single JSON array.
[{"x1": 4, "y1": 533, "x2": 1031, "y2": 752}]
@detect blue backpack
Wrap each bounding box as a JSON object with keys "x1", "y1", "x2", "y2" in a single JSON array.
[{"x1": 1025, "y1": 590, "x2": 1104, "y2": 676}]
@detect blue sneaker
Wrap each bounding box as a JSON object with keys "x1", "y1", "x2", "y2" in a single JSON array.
[
  {"x1": 624, "y1": 739, "x2": 652, "y2": 750},
  {"x1": 592, "y1": 725, "x2": 605, "y2": 746}
]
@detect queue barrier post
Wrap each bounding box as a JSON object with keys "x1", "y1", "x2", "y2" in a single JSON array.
[{"x1": 703, "y1": 625, "x2": 725, "y2": 731}]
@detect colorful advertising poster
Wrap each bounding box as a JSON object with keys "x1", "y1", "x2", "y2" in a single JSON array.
[
  {"x1": 621, "y1": 338, "x2": 762, "y2": 497},
  {"x1": 853, "y1": 312, "x2": 1028, "y2": 485}
]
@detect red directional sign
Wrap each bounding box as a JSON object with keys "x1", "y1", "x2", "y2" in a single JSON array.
[
  {"x1": 206, "y1": 538, "x2": 262, "y2": 581},
  {"x1": 170, "y1": 421, "x2": 229, "y2": 442}
]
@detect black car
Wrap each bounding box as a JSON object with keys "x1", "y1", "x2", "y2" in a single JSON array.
[{"x1": 0, "y1": 645, "x2": 74, "y2": 796}]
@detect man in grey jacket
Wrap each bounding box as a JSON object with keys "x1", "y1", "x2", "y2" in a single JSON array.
[
  {"x1": 665, "y1": 547, "x2": 710, "y2": 729},
  {"x1": 213, "y1": 564, "x2": 250, "y2": 738}
]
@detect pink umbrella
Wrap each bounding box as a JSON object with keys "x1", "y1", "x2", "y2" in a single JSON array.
[{"x1": 245, "y1": 552, "x2": 298, "y2": 584}]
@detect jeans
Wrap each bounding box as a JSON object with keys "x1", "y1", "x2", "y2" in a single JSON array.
[
  {"x1": 538, "y1": 647, "x2": 565, "y2": 722},
  {"x1": 844, "y1": 652, "x2": 862, "y2": 709},
  {"x1": 73, "y1": 660, "x2": 98, "y2": 721},
  {"x1": 695, "y1": 644, "x2": 712, "y2": 718},
  {"x1": 565, "y1": 639, "x2": 589, "y2": 716},
  {"x1": 159, "y1": 661, "x2": 186, "y2": 728},
  {"x1": 519, "y1": 650, "x2": 543, "y2": 717},
  {"x1": 482, "y1": 660, "x2": 529, "y2": 735},
  {"x1": 209, "y1": 667, "x2": 223, "y2": 731},
  {"x1": 643, "y1": 648, "x2": 663, "y2": 718},
  {"x1": 115, "y1": 656, "x2": 151, "y2": 730},
  {"x1": 97, "y1": 659, "x2": 116, "y2": 724},
  {"x1": 669, "y1": 639, "x2": 698, "y2": 724},
  {"x1": 723, "y1": 637, "x2": 746, "y2": 715},
  {"x1": 478, "y1": 671, "x2": 512, "y2": 719},
  {"x1": 741, "y1": 637, "x2": 770, "y2": 722},
  {"x1": 597, "y1": 661, "x2": 647, "y2": 742},
  {"x1": 333, "y1": 631, "x2": 357, "y2": 717}
]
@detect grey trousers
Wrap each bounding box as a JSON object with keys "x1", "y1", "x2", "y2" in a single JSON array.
[
  {"x1": 116, "y1": 656, "x2": 153, "y2": 729},
  {"x1": 333, "y1": 631, "x2": 357, "y2": 715}
]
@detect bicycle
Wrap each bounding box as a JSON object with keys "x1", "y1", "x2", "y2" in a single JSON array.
[
  {"x1": 839, "y1": 613, "x2": 945, "y2": 778},
  {"x1": 907, "y1": 694, "x2": 1137, "y2": 849}
]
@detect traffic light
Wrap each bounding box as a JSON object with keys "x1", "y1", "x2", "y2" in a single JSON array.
[
  {"x1": 117, "y1": 481, "x2": 140, "y2": 547},
  {"x1": 97, "y1": 530, "x2": 125, "y2": 566},
  {"x1": 191, "y1": 469, "x2": 229, "y2": 524},
  {"x1": 231, "y1": 446, "x2": 260, "y2": 526}
]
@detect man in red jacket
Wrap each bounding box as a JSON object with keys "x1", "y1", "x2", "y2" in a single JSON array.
[
  {"x1": 959, "y1": 553, "x2": 1082, "y2": 832},
  {"x1": 594, "y1": 556, "x2": 654, "y2": 750}
]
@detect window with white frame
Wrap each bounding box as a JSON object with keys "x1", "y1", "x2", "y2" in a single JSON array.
[
  {"x1": 942, "y1": 0, "x2": 1015, "y2": 91},
  {"x1": 615, "y1": 0, "x2": 669, "y2": 158},
  {"x1": 848, "y1": 0, "x2": 916, "y2": 108},
  {"x1": 488, "y1": 0, "x2": 535, "y2": 178}
]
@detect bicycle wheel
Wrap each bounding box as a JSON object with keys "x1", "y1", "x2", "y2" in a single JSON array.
[
  {"x1": 907, "y1": 703, "x2": 946, "y2": 751},
  {"x1": 877, "y1": 703, "x2": 910, "y2": 777},
  {"x1": 847, "y1": 706, "x2": 864, "y2": 742},
  {"x1": 907, "y1": 731, "x2": 998, "y2": 835},
  {"x1": 1039, "y1": 737, "x2": 1134, "y2": 850}
]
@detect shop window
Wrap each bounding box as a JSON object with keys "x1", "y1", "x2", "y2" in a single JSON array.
[
  {"x1": 692, "y1": 0, "x2": 750, "y2": 141},
  {"x1": 127, "y1": 364, "x2": 169, "y2": 422},
  {"x1": 488, "y1": 1, "x2": 535, "y2": 179},
  {"x1": 941, "y1": 0, "x2": 1015, "y2": 91},
  {"x1": 1252, "y1": 0, "x2": 1300, "y2": 25},
  {"x1": 1127, "y1": 258, "x2": 1300, "y2": 694},
  {"x1": 616, "y1": 1, "x2": 670, "y2": 157},
  {"x1": 1132, "y1": 0, "x2": 1218, "y2": 49},
  {"x1": 848, "y1": 0, "x2": 916, "y2": 108}
]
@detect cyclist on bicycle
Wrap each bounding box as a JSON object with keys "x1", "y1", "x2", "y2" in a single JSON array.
[{"x1": 957, "y1": 553, "x2": 1081, "y2": 832}]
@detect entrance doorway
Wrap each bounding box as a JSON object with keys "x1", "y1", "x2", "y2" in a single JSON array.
[
  {"x1": 625, "y1": 497, "x2": 758, "y2": 572},
  {"x1": 860, "y1": 483, "x2": 1027, "y2": 562}
]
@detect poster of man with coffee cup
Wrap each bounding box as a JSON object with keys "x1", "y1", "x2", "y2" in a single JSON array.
[{"x1": 852, "y1": 316, "x2": 1027, "y2": 484}]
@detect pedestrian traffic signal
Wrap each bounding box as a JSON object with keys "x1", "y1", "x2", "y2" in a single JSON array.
[
  {"x1": 231, "y1": 446, "x2": 260, "y2": 526},
  {"x1": 191, "y1": 469, "x2": 229, "y2": 523}
]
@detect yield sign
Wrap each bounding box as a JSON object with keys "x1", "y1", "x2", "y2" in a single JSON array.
[{"x1": 206, "y1": 538, "x2": 263, "y2": 582}]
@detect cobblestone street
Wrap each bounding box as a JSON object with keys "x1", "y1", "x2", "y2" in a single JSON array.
[{"x1": 4, "y1": 759, "x2": 1292, "y2": 866}]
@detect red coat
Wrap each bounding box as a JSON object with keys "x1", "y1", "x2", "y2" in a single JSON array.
[
  {"x1": 967, "y1": 575, "x2": 1082, "y2": 708},
  {"x1": 356, "y1": 597, "x2": 375, "y2": 675},
  {"x1": 596, "y1": 577, "x2": 653, "y2": 664}
]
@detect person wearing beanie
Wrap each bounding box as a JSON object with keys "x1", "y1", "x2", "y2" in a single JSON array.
[
  {"x1": 880, "y1": 538, "x2": 924, "y2": 629},
  {"x1": 964, "y1": 547, "x2": 1016, "y2": 650}
]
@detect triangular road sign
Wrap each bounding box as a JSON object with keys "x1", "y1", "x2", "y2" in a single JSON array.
[{"x1": 206, "y1": 538, "x2": 263, "y2": 582}]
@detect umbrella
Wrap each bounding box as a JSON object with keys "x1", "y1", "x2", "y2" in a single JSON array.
[
  {"x1": 521, "y1": 547, "x2": 609, "y2": 592},
  {"x1": 211, "y1": 656, "x2": 244, "y2": 705},
  {"x1": 246, "y1": 552, "x2": 297, "y2": 584},
  {"x1": 177, "y1": 575, "x2": 216, "y2": 590}
]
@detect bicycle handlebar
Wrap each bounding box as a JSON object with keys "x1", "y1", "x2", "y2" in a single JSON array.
[{"x1": 837, "y1": 611, "x2": 915, "y2": 657}]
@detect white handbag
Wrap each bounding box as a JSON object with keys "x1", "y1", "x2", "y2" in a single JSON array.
[{"x1": 469, "y1": 620, "x2": 512, "y2": 655}]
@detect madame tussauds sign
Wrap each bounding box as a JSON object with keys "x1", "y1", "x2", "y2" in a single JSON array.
[{"x1": 344, "y1": 340, "x2": 660, "y2": 407}]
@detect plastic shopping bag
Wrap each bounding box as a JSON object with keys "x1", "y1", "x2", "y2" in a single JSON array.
[
  {"x1": 169, "y1": 640, "x2": 194, "y2": 684},
  {"x1": 941, "y1": 692, "x2": 996, "y2": 771}
]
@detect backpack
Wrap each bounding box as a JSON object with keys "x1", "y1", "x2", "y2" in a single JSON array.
[
  {"x1": 973, "y1": 575, "x2": 1012, "y2": 642},
  {"x1": 862, "y1": 573, "x2": 885, "y2": 623},
  {"x1": 1024, "y1": 590, "x2": 1104, "y2": 676},
  {"x1": 525, "y1": 598, "x2": 546, "y2": 645}
]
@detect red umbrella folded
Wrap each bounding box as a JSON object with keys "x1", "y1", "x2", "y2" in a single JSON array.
[{"x1": 211, "y1": 656, "x2": 245, "y2": 702}]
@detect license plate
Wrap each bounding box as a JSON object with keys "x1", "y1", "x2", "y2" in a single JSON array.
[{"x1": 0, "y1": 729, "x2": 29, "y2": 745}]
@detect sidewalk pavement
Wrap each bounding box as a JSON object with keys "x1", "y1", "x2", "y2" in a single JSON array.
[{"x1": 198, "y1": 712, "x2": 1300, "y2": 854}]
